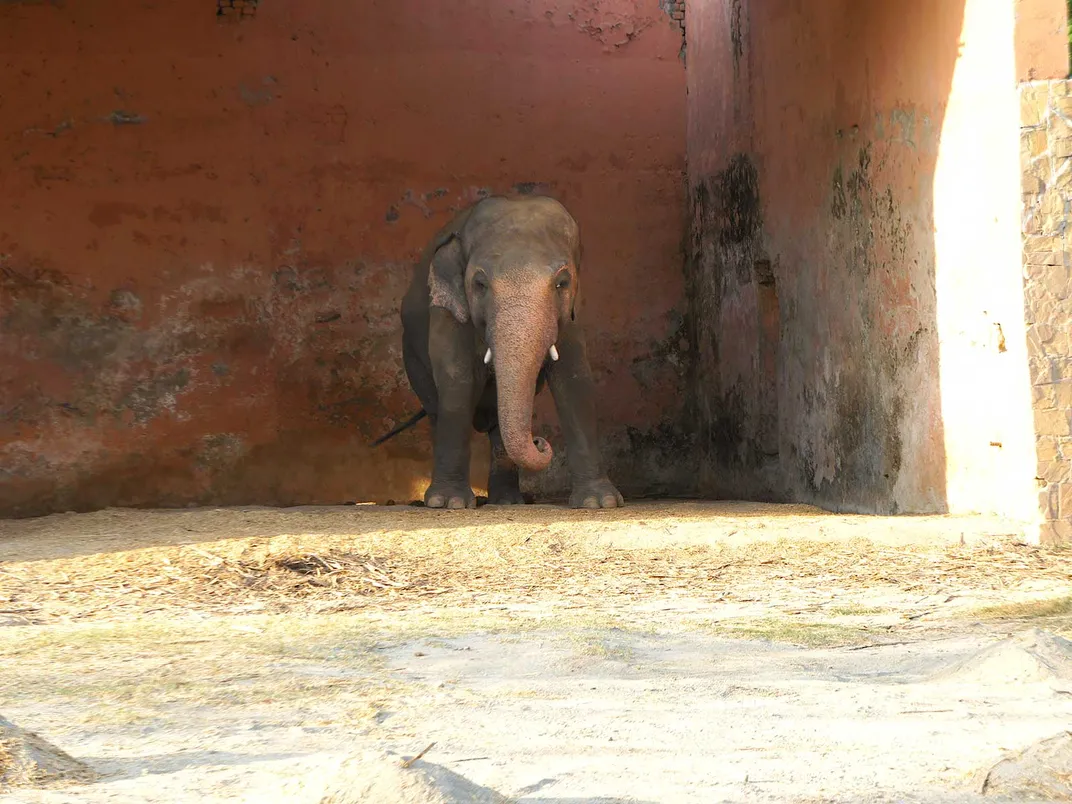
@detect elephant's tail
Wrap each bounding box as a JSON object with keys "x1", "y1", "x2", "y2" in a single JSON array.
[{"x1": 370, "y1": 408, "x2": 428, "y2": 447}]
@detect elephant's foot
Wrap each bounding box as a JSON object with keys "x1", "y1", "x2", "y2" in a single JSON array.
[
  {"x1": 487, "y1": 469, "x2": 526, "y2": 505},
  {"x1": 425, "y1": 482, "x2": 476, "y2": 509},
  {"x1": 569, "y1": 477, "x2": 624, "y2": 509}
]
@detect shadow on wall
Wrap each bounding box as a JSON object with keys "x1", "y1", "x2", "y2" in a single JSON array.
[{"x1": 686, "y1": 0, "x2": 968, "y2": 514}]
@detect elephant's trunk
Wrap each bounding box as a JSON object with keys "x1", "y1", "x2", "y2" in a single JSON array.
[{"x1": 490, "y1": 301, "x2": 555, "y2": 473}]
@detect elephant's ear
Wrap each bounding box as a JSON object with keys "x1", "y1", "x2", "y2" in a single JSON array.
[
  {"x1": 571, "y1": 240, "x2": 582, "y2": 321},
  {"x1": 428, "y1": 234, "x2": 469, "y2": 324}
]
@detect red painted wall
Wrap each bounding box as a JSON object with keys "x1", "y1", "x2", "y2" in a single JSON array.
[{"x1": 0, "y1": 0, "x2": 687, "y2": 516}]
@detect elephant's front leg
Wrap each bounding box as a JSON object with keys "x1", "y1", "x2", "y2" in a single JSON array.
[
  {"x1": 547, "y1": 322, "x2": 624, "y2": 509},
  {"x1": 486, "y1": 426, "x2": 525, "y2": 505},
  {"x1": 426, "y1": 310, "x2": 478, "y2": 509}
]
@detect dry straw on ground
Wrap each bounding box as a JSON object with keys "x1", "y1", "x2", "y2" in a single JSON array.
[
  {"x1": 0, "y1": 715, "x2": 96, "y2": 791},
  {"x1": 1, "y1": 503, "x2": 1070, "y2": 625}
]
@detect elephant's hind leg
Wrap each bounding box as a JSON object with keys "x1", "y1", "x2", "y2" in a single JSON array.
[{"x1": 486, "y1": 425, "x2": 526, "y2": 505}]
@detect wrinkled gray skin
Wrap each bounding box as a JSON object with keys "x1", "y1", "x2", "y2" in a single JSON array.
[{"x1": 399, "y1": 196, "x2": 624, "y2": 509}]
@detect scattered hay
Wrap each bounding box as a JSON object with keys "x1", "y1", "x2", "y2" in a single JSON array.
[
  {"x1": 707, "y1": 616, "x2": 872, "y2": 648},
  {"x1": 826, "y1": 604, "x2": 889, "y2": 616},
  {"x1": 0, "y1": 504, "x2": 1070, "y2": 624},
  {"x1": 268, "y1": 551, "x2": 407, "y2": 591},
  {"x1": 969, "y1": 596, "x2": 1072, "y2": 621},
  {"x1": 0, "y1": 715, "x2": 96, "y2": 790}
]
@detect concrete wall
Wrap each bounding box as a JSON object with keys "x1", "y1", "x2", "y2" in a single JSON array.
[
  {"x1": 0, "y1": 0, "x2": 688, "y2": 516},
  {"x1": 685, "y1": 0, "x2": 1042, "y2": 521}
]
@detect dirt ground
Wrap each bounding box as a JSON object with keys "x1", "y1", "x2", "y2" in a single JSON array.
[{"x1": 2, "y1": 501, "x2": 1072, "y2": 802}]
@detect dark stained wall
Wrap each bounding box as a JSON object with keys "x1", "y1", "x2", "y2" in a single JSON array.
[{"x1": 685, "y1": 0, "x2": 968, "y2": 513}]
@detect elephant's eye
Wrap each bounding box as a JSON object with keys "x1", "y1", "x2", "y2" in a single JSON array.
[
  {"x1": 555, "y1": 273, "x2": 571, "y2": 290},
  {"x1": 472, "y1": 274, "x2": 488, "y2": 294}
]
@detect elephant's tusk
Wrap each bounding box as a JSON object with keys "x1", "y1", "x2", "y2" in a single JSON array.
[
  {"x1": 484, "y1": 348, "x2": 492, "y2": 365},
  {"x1": 549, "y1": 344, "x2": 559, "y2": 362}
]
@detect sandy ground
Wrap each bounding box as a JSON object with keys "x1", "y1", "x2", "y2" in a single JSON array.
[{"x1": 1, "y1": 501, "x2": 1072, "y2": 802}]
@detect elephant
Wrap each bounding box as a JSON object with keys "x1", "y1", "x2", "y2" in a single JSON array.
[{"x1": 374, "y1": 195, "x2": 624, "y2": 510}]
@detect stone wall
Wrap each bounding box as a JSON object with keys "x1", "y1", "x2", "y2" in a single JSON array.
[{"x1": 1021, "y1": 81, "x2": 1072, "y2": 544}]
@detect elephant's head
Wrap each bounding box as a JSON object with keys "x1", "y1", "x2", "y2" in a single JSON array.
[{"x1": 427, "y1": 196, "x2": 581, "y2": 473}]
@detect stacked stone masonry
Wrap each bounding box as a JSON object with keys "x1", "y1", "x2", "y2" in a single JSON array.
[
  {"x1": 216, "y1": 0, "x2": 258, "y2": 21},
  {"x1": 1021, "y1": 81, "x2": 1072, "y2": 544},
  {"x1": 661, "y1": 1, "x2": 685, "y2": 36},
  {"x1": 670, "y1": 0, "x2": 685, "y2": 28}
]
